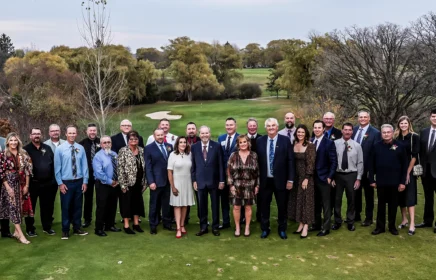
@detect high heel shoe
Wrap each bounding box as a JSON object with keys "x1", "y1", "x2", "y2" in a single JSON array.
[
  {"x1": 293, "y1": 230, "x2": 302, "y2": 234},
  {"x1": 398, "y1": 223, "x2": 408, "y2": 229},
  {"x1": 300, "y1": 233, "x2": 308, "y2": 239},
  {"x1": 181, "y1": 226, "x2": 187, "y2": 235},
  {"x1": 176, "y1": 228, "x2": 182, "y2": 239},
  {"x1": 408, "y1": 228, "x2": 416, "y2": 236},
  {"x1": 18, "y1": 235, "x2": 30, "y2": 244}
]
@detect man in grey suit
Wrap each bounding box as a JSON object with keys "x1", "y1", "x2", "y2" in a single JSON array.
[
  {"x1": 44, "y1": 124, "x2": 65, "y2": 152},
  {"x1": 278, "y1": 112, "x2": 296, "y2": 143}
]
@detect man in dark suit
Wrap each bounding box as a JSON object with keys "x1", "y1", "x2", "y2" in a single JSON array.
[
  {"x1": 369, "y1": 124, "x2": 407, "y2": 235},
  {"x1": 217, "y1": 117, "x2": 239, "y2": 229},
  {"x1": 191, "y1": 126, "x2": 225, "y2": 237},
  {"x1": 352, "y1": 110, "x2": 381, "y2": 226},
  {"x1": 257, "y1": 118, "x2": 295, "y2": 239},
  {"x1": 145, "y1": 128, "x2": 175, "y2": 234},
  {"x1": 79, "y1": 124, "x2": 101, "y2": 228},
  {"x1": 311, "y1": 120, "x2": 338, "y2": 236},
  {"x1": 417, "y1": 109, "x2": 436, "y2": 231},
  {"x1": 111, "y1": 119, "x2": 144, "y2": 154},
  {"x1": 246, "y1": 117, "x2": 262, "y2": 221}
]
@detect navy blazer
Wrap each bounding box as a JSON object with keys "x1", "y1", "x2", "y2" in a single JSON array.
[
  {"x1": 191, "y1": 141, "x2": 225, "y2": 190},
  {"x1": 311, "y1": 126, "x2": 342, "y2": 141},
  {"x1": 256, "y1": 134, "x2": 295, "y2": 190},
  {"x1": 218, "y1": 133, "x2": 239, "y2": 169},
  {"x1": 420, "y1": 127, "x2": 436, "y2": 178},
  {"x1": 352, "y1": 125, "x2": 381, "y2": 173},
  {"x1": 311, "y1": 137, "x2": 337, "y2": 182},
  {"x1": 144, "y1": 141, "x2": 173, "y2": 187},
  {"x1": 111, "y1": 132, "x2": 145, "y2": 154}
]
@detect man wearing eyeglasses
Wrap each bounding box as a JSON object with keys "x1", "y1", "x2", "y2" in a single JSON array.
[{"x1": 111, "y1": 119, "x2": 145, "y2": 154}]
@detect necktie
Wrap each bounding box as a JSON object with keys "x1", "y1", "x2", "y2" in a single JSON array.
[
  {"x1": 160, "y1": 144, "x2": 168, "y2": 160},
  {"x1": 269, "y1": 139, "x2": 274, "y2": 176},
  {"x1": 324, "y1": 131, "x2": 328, "y2": 138},
  {"x1": 429, "y1": 130, "x2": 436, "y2": 153},
  {"x1": 111, "y1": 154, "x2": 118, "y2": 181},
  {"x1": 226, "y1": 136, "x2": 231, "y2": 154},
  {"x1": 71, "y1": 145, "x2": 77, "y2": 178},
  {"x1": 342, "y1": 142, "x2": 349, "y2": 170},
  {"x1": 355, "y1": 128, "x2": 363, "y2": 144},
  {"x1": 91, "y1": 141, "x2": 96, "y2": 161},
  {"x1": 164, "y1": 136, "x2": 167, "y2": 143},
  {"x1": 287, "y1": 130, "x2": 292, "y2": 140},
  {"x1": 314, "y1": 139, "x2": 318, "y2": 151},
  {"x1": 251, "y1": 135, "x2": 255, "y2": 140},
  {"x1": 203, "y1": 145, "x2": 207, "y2": 161}
]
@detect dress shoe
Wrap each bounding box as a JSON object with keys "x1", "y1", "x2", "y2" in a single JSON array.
[
  {"x1": 300, "y1": 233, "x2": 308, "y2": 239},
  {"x1": 1, "y1": 233, "x2": 13, "y2": 238},
  {"x1": 260, "y1": 230, "x2": 270, "y2": 239},
  {"x1": 195, "y1": 229, "x2": 209, "y2": 236},
  {"x1": 371, "y1": 228, "x2": 385, "y2": 235},
  {"x1": 163, "y1": 225, "x2": 176, "y2": 231},
  {"x1": 95, "y1": 230, "x2": 107, "y2": 237},
  {"x1": 106, "y1": 226, "x2": 121, "y2": 232},
  {"x1": 347, "y1": 224, "x2": 356, "y2": 231},
  {"x1": 43, "y1": 229, "x2": 56, "y2": 235},
  {"x1": 331, "y1": 223, "x2": 342, "y2": 230},
  {"x1": 82, "y1": 221, "x2": 92, "y2": 228},
  {"x1": 293, "y1": 230, "x2": 302, "y2": 234},
  {"x1": 212, "y1": 229, "x2": 220, "y2": 236},
  {"x1": 278, "y1": 231, "x2": 287, "y2": 240},
  {"x1": 133, "y1": 225, "x2": 144, "y2": 233},
  {"x1": 408, "y1": 228, "x2": 416, "y2": 235},
  {"x1": 124, "y1": 227, "x2": 136, "y2": 234},
  {"x1": 73, "y1": 229, "x2": 89, "y2": 236},
  {"x1": 389, "y1": 228, "x2": 399, "y2": 235},
  {"x1": 317, "y1": 230, "x2": 330, "y2": 237},
  {"x1": 218, "y1": 223, "x2": 231, "y2": 230},
  {"x1": 361, "y1": 220, "x2": 373, "y2": 227},
  {"x1": 26, "y1": 231, "x2": 38, "y2": 237},
  {"x1": 150, "y1": 227, "x2": 157, "y2": 235},
  {"x1": 415, "y1": 222, "x2": 432, "y2": 228}
]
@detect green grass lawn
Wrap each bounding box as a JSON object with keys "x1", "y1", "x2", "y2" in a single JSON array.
[{"x1": 238, "y1": 68, "x2": 288, "y2": 97}]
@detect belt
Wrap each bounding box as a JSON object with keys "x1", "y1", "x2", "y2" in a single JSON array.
[
  {"x1": 63, "y1": 178, "x2": 83, "y2": 183},
  {"x1": 337, "y1": 171, "x2": 357, "y2": 175}
]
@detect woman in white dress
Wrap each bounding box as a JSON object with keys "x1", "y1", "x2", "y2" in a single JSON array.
[{"x1": 168, "y1": 136, "x2": 195, "y2": 238}]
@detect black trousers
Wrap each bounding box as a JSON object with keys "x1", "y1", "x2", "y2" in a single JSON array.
[
  {"x1": 83, "y1": 176, "x2": 95, "y2": 222},
  {"x1": 218, "y1": 183, "x2": 230, "y2": 225},
  {"x1": 1, "y1": 219, "x2": 10, "y2": 235},
  {"x1": 314, "y1": 177, "x2": 332, "y2": 230},
  {"x1": 24, "y1": 180, "x2": 58, "y2": 232},
  {"x1": 95, "y1": 181, "x2": 119, "y2": 231},
  {"x1": 149, "y1": 185, "x2": 171, "y2": 228},
  {"x1": 334, "y1": 172, "x2": 356, "y2": 225},
  {"x1": 422, "y1": 165, "x2": 436, "y2": 225},
  {"x1": 186, "y1": 191, "x2": 200, "y2": 223},
  {"x1": 260, "y1": 178, "x2": 288, "y2": 232},
  {"x1": 355, "y1": 175, "x2": 374, "y2": 221},
  {"x1": 376, "y1": 185, "x2": 399, "y2": 230},
  {"x1": 198, "y1": 187, "x2": 219, "y2": 230}
]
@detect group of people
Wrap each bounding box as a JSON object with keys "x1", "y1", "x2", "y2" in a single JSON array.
[{"x1": 1, "y1": 108, "x2": 436, "y2": 244}]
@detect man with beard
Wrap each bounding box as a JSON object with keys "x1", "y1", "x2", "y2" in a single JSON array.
[
  {"x1": 79, "y1": 124, "x2": 101, "y2": 228},
  {"x1": 44, "y1": 124, "x2": 65, "y2": 153},
  {"x1": 279, "y1": 112, "x2": 296, "y2": 143},
  {"x1": 146, "y1": 118, "x2": 178, "y2": 147},
  {"x1": 23, "y1": 128, "x2": 57, "y2": 236},
  {"x1": 92, "y1": 136, "x2": 121, "y2": 236}
]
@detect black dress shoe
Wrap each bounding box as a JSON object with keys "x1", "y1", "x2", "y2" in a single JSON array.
[
  {"x1": 1, "y1": 233, "x2": 13, "y2": 238},
  {"x1": 26, "y1": 231, "x2": 38, "y2": 237},
  {"x1": 82, "y1": 221, "x2": 92, "y2": 228},
  {"x1": 124, "y1": 227, "x2": 135, "y2": 234},
  {"x1": 150, "y1": 227, "x2": 157, "y2": 235},
  {"x1": 361, "y1": 220, "x2": 373, "y2": 227},
  {"x1": 278, "y1": 231, "x2": 287, "y2": 239},
  {"x1": 389, "y1": 228, "x2": 399, "y2": 235},
  {"x1": 371, "y1": 228, "x2": 385, "y2": 235},
  {"x1": 163, "y1": 225, "x2": 176, "y2": 231},
  {"x1": 331, "y1": 223, "x2": 342, "y2": 230},
  {"x1": 107, "y1": 226, "x2": 121, "y2": 232},
  {"x1": 95, "y1": 230, "x2": 107, "y2": 237},
  {"x1": 212, "y1": 229, "x2": 220, "y2": 236},
  {"x1": 133, "y1": 225, "x2": 144, "y2": 233},
  {"x1": 43, "y1": 229, "x2": 56, "y2": 235},
  {"x1": 317, "y1": 230, "x2": 330, "y2": 237},
  {"x1": 260, "y1": 230, "x2": 270, "y2": 239},
  {"x1": 218, "y1": 223, "x2": 231, "y2": 230},
  {"x1": 347, "y1": 224, "x2": 356, "y2": 231},
  {"x1": 195, "y1": 229, "x2": 209, "y2": 236},
  {"x1": 415, "y1": 222, "x2": 432, "y2": 228}
]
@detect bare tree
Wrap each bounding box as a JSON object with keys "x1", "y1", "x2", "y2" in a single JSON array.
[{"x1": 79, "y1": 0, "x2": 127, "y2": 135}]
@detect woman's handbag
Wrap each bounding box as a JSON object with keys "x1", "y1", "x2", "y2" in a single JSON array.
[{"x1": 411, "y1": 134, "x2": 423, "y2": 176}]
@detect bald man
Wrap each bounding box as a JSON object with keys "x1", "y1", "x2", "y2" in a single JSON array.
[{"x1": 278, "y1": 113, "x2": 296, "y2": 143}]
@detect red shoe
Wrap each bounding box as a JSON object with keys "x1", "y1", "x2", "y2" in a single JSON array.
[
  {"x1": 181, "y1": 226, "x2": 187, "y2": 235},
  {"x1": 176, "y1": 228, "x2": 182, "y2": 239}
]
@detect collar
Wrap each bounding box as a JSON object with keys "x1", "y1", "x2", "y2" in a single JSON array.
[
  {"x1": 268, "y1": 134, "x2": 278, "y2": 141},
  {"x1": 359, "y1": 124, "x2": 369, "y2": 130},
  {"x1": 155, "y1": 141, "x2": 165, "y2": 146},
  {"x1": 315, "y1": 135, "x2": 324, "y2": 141},
  {"x1": 202, "y1": 141, "x2": 210, "y2": 147},
  {"x1": 247, "y1": 133, "x2": 257, "y2": 138}
]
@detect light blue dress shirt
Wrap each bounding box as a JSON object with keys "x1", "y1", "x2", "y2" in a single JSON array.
[
  {"x1": 92, "y1": 149, "x2": 117, "y2": 185},
  {"x1": 55, "y1": 141, "x2": 89, "y2": 185},
  {"x1": 266, "y1": 134, "x2": 278, "y2": 178}
]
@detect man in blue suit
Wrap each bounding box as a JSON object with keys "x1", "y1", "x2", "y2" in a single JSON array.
[
  {"x1": 257, "y1": 118, "x2": 295, "y2": 239},
  {"x1": 352, "y1": 110, "x2": 381, "y2": 226},
  {"x1": 145, "y1": 128, "x2": 175, "y2": 234},
  {"x1": 311, "y1": 120, "x2": 338, "y2": 237},
  {"x1": 191, "y1": 126, "x2": 225, "y2": 236},
  {"x1": 217, "y1": 117, "x2": 239, "y2": 229}
]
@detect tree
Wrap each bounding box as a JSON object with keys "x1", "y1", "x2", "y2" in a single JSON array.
[
  {"x1": 136, "y1": 47, "x2": 167, "y2": 68},
  {"x1": 242, "y1": 43, "x2": 264, "y2": 68},
  {"x1": 0, "y1": 33, "x2": 15, "y2": 70},
  {"x1": 266, "y1": 67, "x2": 282, "y2": 98}
]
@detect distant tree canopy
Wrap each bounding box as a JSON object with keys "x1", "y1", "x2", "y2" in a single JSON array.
[{"x1": 0, "y1": 33, "x2": 15, "y2": 71}]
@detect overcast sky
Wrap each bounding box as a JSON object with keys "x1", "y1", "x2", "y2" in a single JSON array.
[{"x1": 2, "y1": 0, "x2": 436, "y2": 52}]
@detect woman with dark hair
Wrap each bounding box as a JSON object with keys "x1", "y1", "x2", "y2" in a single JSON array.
[
  {"x1": 0, "y1": 132, "x2": 33, "y2": 244},
  {"x1": 227, "y1": 134, "x2": 259, "y2": 237},
  {"x1": 394, "y1": 116, "x2": 419, "y2": 235},
  {"x1": 168, "y1": 136, "x2": 195, "y2": 238},
  {"x1": 289, "y1": 124, "x2": 316, "y2": 239},
  {"x1": 117, "y1": 130, "x2": 146, "y2": 234}
]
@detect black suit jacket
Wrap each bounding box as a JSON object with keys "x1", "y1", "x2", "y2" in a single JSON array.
[
  {"x1": 311, "y1": 126, "x2": 342, "y2": 141},
  {"x1": 420, "y1": 127, "x2": 436, "y2": 178},
  {"x1": 111, "y1": 132, "x2": 144, "y2": 154},
  {"x1": 311, "y1": 137, "x2": 337, "y2": 182},
  {"x1": 79, "y1": 137, "x2": 101, "y2": 173},
  {"x1": 256, "y1": 134, "x2": 295, "y2": 190},
  {"x1": 191, "y1": 141, "x2": 225, "y2": 190},
  {"x1": 352, "y1": 125, "x2": 381, "y2": 173},
  {"x1": 249, "y1": 134, "x2": 262, "y2": 153},
  {"x1": 144, "y1": 142, "x2": 173, "y2": 187}
]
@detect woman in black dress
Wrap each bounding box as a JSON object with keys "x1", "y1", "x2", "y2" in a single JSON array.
[{"x1": 394, "y1": 116, "x2": 419, "y2": 235}]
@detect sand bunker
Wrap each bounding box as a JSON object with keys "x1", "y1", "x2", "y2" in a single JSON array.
[{"x1": 145, "y1": 111, "x2": 182, "y2": 120}]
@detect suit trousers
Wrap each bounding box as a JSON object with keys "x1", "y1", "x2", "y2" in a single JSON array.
[
  {"x1": 376, "y1": 185, "x2": 399, "y2": 230},
  {"x1": 422, "y1": 164, "x2": 436, "y2": 225},
  {"x1": 334, "y1": 172, "x2": 356, "y2": 225},
  {"x1": 198, "y1": 187, "x2": 219, "y2": 230},
  {"x1": 355, "y1": 175, "x2": 374, "y2": 221},
  {"x1": 149, "y1": 185, "x2": 171, "y2": 228},
  {"x1": 1, "y1": 219, "x2": 10, "y2": 235},
  {"x1": 186, "y1": 191, "x2": 200, "y2": 222},
  {"x1": 314, "y1": 177, "x2": 332, "y2": 230},
  {"x1": 60, "y1": 179, "x2": 84, "y2": 232},
  {"x1": 83, "y1": 176, "x2": 95, "y2": 222},
  {"x1": 95, "y1": 181, "x2": 119, "y2": 231},
  {"x1": 218, "y1": 184, "x2": 231, "y2": 225},
  {"x1": 260, "y1": 178, "x2": 288, "y2": 232},
  {"x1": 24, "y1": 180, "x2": 58, "y2": 232}
]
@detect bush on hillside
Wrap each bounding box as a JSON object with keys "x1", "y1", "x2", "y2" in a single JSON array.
[{"x1": 237, "y1": 83, "x2": 262, "y2": 99}]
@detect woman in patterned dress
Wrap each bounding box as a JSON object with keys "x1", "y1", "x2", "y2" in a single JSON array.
[
  {"x1": 0, "y1": 132, "x2": 33, "y2": 244},
  {"x1": 227, "y1": 134, "x2": 259, "y2": 237}
]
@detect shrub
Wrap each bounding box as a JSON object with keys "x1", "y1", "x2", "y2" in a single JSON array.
[{"x1": 237, "y1": 83, "x2": 262, "y2": 99}]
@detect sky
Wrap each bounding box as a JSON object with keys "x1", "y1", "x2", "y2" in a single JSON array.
[{"x1": 1, "y1": 0, "x2": 436, "y2": 52}]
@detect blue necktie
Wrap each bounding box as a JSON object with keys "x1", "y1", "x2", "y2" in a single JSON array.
[
  {"x1": 269, "y1": 139, "x2": 274, "y2": 176},
  {"x1": 355, "y1": 128, "x2": 363, "y2": 144},
  {"x1": 160, "y1": 144, "x2": 168, "y2": 160}
]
